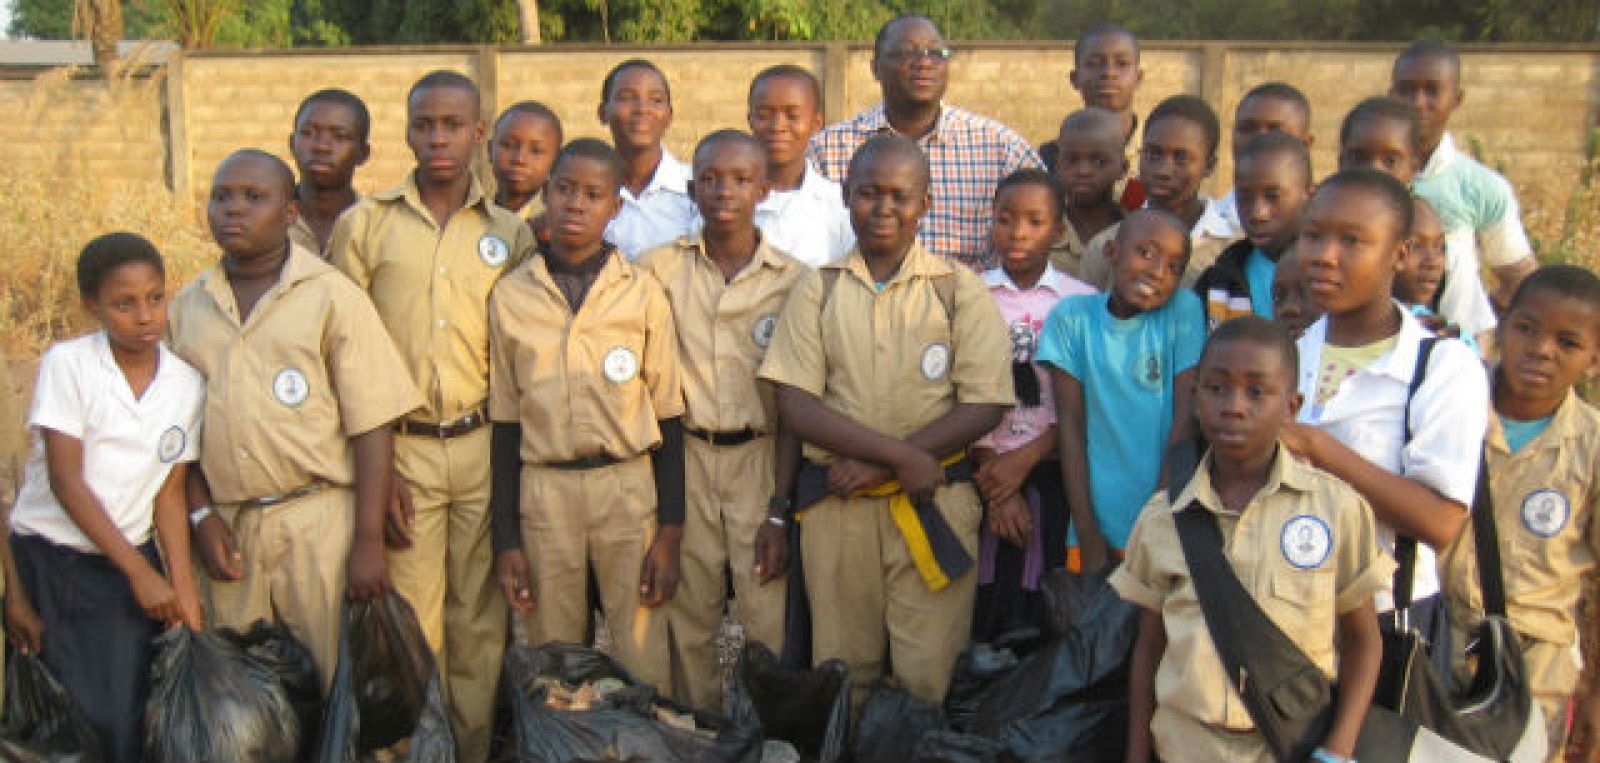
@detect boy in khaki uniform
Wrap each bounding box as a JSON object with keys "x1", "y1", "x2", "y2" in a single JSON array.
[
  {"x1": 1115, "y1": 317, "x2": 1388, "y2": 763},
  {"x1": 488, "y1": 139, "x2": 685, "y2": 691},
  {"x1": 1440, "y1": 266, "x2": 1600, "y2": 761},
  {"x1": 638, "y1": 130, "x2": 805, "y2": 713},
  {"x1": 288, "y1": 88, "x2": 370, "y2": 256},
  {"x1": 327, "y1": 71, "x2": 533, "y2": 761},
  {"x1": 174, "y1": 150, "x2": 421, "y2": 686},
  {"x1": 758, "y1": 135, "x2": 1013, "y2": 706}
]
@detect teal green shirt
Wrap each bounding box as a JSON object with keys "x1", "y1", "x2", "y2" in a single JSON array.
[
  {"x1": 1245, "y1": 248, "x2": 1275, "y2": 319},
  {"x1": 1502, "y1": 415, "x2": 1553, "y2": 454}
]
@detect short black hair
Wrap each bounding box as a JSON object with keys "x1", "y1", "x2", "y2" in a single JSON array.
[
  {"x1": 1199, "y1": 314, "x2": 1299, "y2": 387},
  {"x1": 1147, "y1": 94, "x2": 1221, "y2": 159},
  {"x1": 693, "y1": 128, "x2": 766, "y2": 171},
  {"x1": 873, "y1": 13, "x2": 940, "y2": 58},
  {"x1": 1119, "y1": 207, "x2": 1193, "y2": 263},
  {"x1": 493, "y1": 101, "x2": 563, "y2": 143},
  {"x1": 1395, "y1": 40, "x2": 1462, "y2": 82},
  {"x1": 218, "y1": 148, "x2": 296, "y2": 198},
  {"x1": 846, "y1": 133, "x2": 930, "y2": 192},
  {"x1": 1074, "y1": 22, "x2": 1139, "y2": 65},
  {"x1": 408, "y1": 70, "x2": 481, "y2": 113},
  {"x1": 1339, "y1": 96, "x2": 1424, "y2": 158},
  {"x1": 601, "y1": 58, "x2": 671, "y2": 106},
  {"x1": 1237, "y1": 131, "x2": 1312, "y2": 186},
  {"x1": 1315, "y1": 168, "x2": 1415, "y2": 239},
  {"x1": 1238, "y1": 82, "x2": 1311, "y2": 126},
  {"x1": 1059, "y1": 106, "x2": 1125, "y2": 139},
  {"x1": 995, "y1": 168, "x2": 1066, "y2": 219},
  {"x1": 293, "y1": 88, "x2": 370, "y2": 142},
  {"x1": 550, "y1": 138, "x2": 625, "y2": 193},
  {"x1": 77, "y1": 232, "x2": 164, "y2": 299},
  {"x1": 749, "y1": 64, "x2": 823, "y2": 111},
  {"x1": 1509, "y1": 265, "x2": 1600, "y2": 319}
]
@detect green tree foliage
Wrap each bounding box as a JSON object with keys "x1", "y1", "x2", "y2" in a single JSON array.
[{"x1": 7, "y1": 0, "x2": 1597, "y2": 44}]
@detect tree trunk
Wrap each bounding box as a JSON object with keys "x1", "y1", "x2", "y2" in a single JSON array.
[
  {"x1": 516, "y1": 0, "x2": 541, "y2": 43},
  {"x1": 75, "y1": 0, "x2": 123, "y2": 72}
]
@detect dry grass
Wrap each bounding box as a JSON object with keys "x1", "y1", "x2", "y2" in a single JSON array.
[{"x1": 0, "y1": 62, "x2": 213, "y2": 363}]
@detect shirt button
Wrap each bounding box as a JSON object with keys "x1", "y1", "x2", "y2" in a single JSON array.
[
  {"x1": 437, "y1": 319, "x2": 447, "y2": 328},
  {"x1": 239, "y1": 450, "x2": 250, "y2": 460}
]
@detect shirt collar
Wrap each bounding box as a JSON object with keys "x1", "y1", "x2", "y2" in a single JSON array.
[
  {"x1": 684, "y1": 233, "x2": 795, "y2": 277},
  {"x1": 1192, "y1": 196, "x2": 1236, "y2": 240},
  {"x1": 1301, "y1": 301, "x2": 1437, "y2": 385},
  {"x1": 199, "y1": 243, "x2": 330, "y2": 319},
  {"x1": 1420, "y1": 132, "x2": 1459, "y2": 178},
  {"x1": 1168, "y1": 444, "x2": 1310, "y2": 516},
  {"x1": 983, "y1": 263, "x2": 1070, "y2": 294},
  {"x1": 376, "y1": 170, "x2": 492, "y2": 218},
  {"x1": 864, "y1": 101, "x2": 956, "y2": 144},
  {"x1": 831, "y1": 240, "x2": 950, "y2": 289},
  {"x1": 1486, "y1": 381, "x2": 1582, "y2": 455},
  {"x1": 631, "y1": 150, "x2": 690, "y2": 201}
]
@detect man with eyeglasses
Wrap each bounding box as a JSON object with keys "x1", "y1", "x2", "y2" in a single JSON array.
[{"x1": 809, "y1": 13, "x2": 1043, "y2": 272}]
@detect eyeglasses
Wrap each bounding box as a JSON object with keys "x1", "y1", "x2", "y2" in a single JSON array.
[{"x1": 882, "y1": 45, "x2": 954, "y2": 64}]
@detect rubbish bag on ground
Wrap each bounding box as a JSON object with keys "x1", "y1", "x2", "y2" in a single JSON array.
[
  {"x1": 945, "y1": 570, "x2": 1139, "y2": 762},
  {"x1": 144, "y1": 626, "x2": 301, "y2": 763},
  {"x1": 500, "y1": 641, "x2": 760, "y2": 763},
  {"x1": 851, "y1": 682, "x2": 945, "y2": 762},
  {"x1": 318, "y1": 589, "x2": 456, "y2": 763},
  {"x1": 218, "y1": 621, "x2": 323, "y2": 760},
  {"x1": 0, "y1": 653, "x2": 100, "y2": 763},
  {"x1": 730, "y1": 641, "x2": 849, "y2": 763}
]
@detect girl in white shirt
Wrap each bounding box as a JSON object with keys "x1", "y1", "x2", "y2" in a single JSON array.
[{"x1": 6, "y1": 232, "x2": 205, "y2": 763}]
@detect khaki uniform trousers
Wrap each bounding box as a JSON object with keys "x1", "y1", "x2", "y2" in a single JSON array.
[
  {"x1": 389, "y1": 428, "x2": 506, "y2": 763},
  {"x1": 665, "y1": 435, "x2": 787, "y2": 714},
  {"x1": 518, "y1": 454, "x2": 670, "y2": 690},
  {"x1": 801, "y1": 481, "x2": 981, "y2": 708},
  {"x1": 212, "y1": 486, "x2": 352, "y2": 690},
  {"x1": 1152, "y1": 706, "x2": 1274, "y2": 763}
]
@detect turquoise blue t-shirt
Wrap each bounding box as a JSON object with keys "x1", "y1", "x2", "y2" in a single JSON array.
[
  {"x1": 1406, "y1": 303, "x2": 1481, "y2": 355},
  {"x1": 1245, "y1": 248, "x2": 1276, "y2": 318},
  {"x1": 1036, "y1": 289, "x2": 1206, "y2": 549},
  {"x1": 1502, "y1": 416, "x2": 1552, "y2": 454}
]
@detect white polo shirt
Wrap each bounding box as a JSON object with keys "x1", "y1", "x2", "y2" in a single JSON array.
[
  {"x1": 11, "y1": 332, "x2": 204, "y2": 553},
  {"x1": 1296, "y1": 305, "x2": 1488, "y2": 609},
  {"x1": 606, "y1": 149, "x2": 696, "y2": 261},
  {"x1": 754, "y1": 161, "x2": 855, "y2": 268}
]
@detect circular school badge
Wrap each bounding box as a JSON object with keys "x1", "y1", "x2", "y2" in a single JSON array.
[
  {"x1": 751, "y1": 313, "x2": 778, "y2": 349},
  {"x1": 1280, "y1": 514, "x2": 1333, "y2": 570},
  {"x1": 921, "y1": 342, "x2": 951, "y2": 381},
  {"x1": 272, "y1": 367, "x2": 311, "y2": 408},
  {"x1": 602, "y1": 347, "x2": 639, "y2": 384},
  {"x1": 478, "y1": 234, "x2": 510, "y2": 267},
  {"x1": 1521, "y1": 488, "x2": 1569, "y2": 538},
  {"x1": 157, "y1": 425, "x2": 186, "y2": 464}
]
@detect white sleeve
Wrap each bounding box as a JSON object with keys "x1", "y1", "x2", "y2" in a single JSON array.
[
  {"x1": 1400, "y1": 339, "x2": 1489, "y2": 506},
  {"x1": 27, "y1": 344, "x2": 86, "y2": 440},
  {"x1": 1477, "y1": 181, "x2": 1533, "y2": 269}
]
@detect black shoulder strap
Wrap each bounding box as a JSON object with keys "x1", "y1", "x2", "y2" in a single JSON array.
[
  {"x1": 1392, "y1": 336, "x2": 1440, "y2": 611},
  {"x1": 1470, "y1": 449, "x2": 1508, "y2": 617},
  {"x1": 1174, "y1": 504, "x2": 1334, "y2": 761}
]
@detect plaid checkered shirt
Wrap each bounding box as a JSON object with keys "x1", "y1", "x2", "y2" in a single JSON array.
[{"x1": 808, "y1": 102, "x2": 1043, "y2": 271}]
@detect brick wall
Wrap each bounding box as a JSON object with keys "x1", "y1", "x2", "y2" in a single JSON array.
[{"x1": 4, "y1": 41, "x2": 1595, "y2": 220}]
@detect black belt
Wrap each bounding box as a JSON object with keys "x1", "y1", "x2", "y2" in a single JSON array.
[
  {"x1": 685, "y1": 427, "x2": 764, "y2": 447},
  {"x1": 542, "y1": 453, "x2": 622, "y2": 471},
  {"x1": 396, "y1": 407, "x2": 488, "y2": 439}
]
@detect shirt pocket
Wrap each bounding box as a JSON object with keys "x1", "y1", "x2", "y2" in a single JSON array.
[{"x1": 1266, "y1": 569, "x2": 1339, "y2": 663}]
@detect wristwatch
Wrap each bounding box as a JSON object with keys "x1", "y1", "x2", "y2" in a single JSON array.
[
  {"x1": 189, "y1": 506, "x2": 214, "y2": 527},
  {"x1": 767, "y1": 494, "x2": 794, "y2": 515}
]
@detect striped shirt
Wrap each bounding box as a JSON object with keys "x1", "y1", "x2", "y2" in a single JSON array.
[{"x1": 809, "y1": 102, "x2": 1042, "y2": 271}]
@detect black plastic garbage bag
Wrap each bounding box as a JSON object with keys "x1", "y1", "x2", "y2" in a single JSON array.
[
  {"x1": 946, "y1": 571, "x2": 1139, "y2": 762},
  {"x1": 730, "y1": 641, "x2": 850, "y2": 763},
  {"x1": 913, "y1": 731, "x2": 1004, "y2": 763},
  {"x1": 851, "y1": 682, "x2": 945, "y2": 762},
  {"x1": 0, "y1": 653, "x2": 100, "y2": 763},
  {"x1": 944, "y1": 643, "x2": 1022, "y2": 732},
  {"x1": 144, "y1": 626, "x2": 300, "y2": 763},
  {"x1": 500, "y1": 642, "x2": 760, "y2": 763},
  {"x1": 318, "y1": 589, "x2": 456, "y2": 763},
  {"x1": 219, "y1": 621, "x2": 323, "y2": 759}
]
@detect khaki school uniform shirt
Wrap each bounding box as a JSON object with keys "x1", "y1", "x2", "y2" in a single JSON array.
[
  {"x1": 1441, "y1": 391, "x2": 1600, "y2": 645},
  {"x1": 636, "y1": 235, "x2": 805, "y2": 434},
  {"x1": 1110, "y1": 448, "x2": 1392, "y2": 731},
  {"x1": 1048, "y1": 213, "x2": 1120, "y2": 281},
  {"x1": 329, "y1": 173, "x2": 534, "y2": 424},
  {"x1": 757, "y1": 242, "x2": 1014, "y2": 464},
  {"x1": 488, "y1": 251, "x2": 684, "y2": 464},
  {"x1": 167, "y1": 245, "x2": 422, "y2": 504}
]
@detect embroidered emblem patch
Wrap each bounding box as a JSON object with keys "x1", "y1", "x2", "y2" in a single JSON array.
[
  {"x1": 602, "y1": 347, "x2": 639, "y2": 384},
  {"x1": 1280, "y1": 514, "x2": 1333, "y2": 570},
  {"x1": 1521, "y1": 488, "x2": 1570, "y2": 538},
  {"x1": 752, "y1": 313, "x2": 778, "y2": 349},
  {"x1": 478, "y1": 234, "x2": 510, "y2": 267},
  {"x1": 157, "y1": 425, "x2": 186, "y2": 463},
  {"x1": 272, "y1": 367, "x2": 310, "y2": 407},
  {"x1": 921, "y1": 342, "x2": 951, "y2": 381}
]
